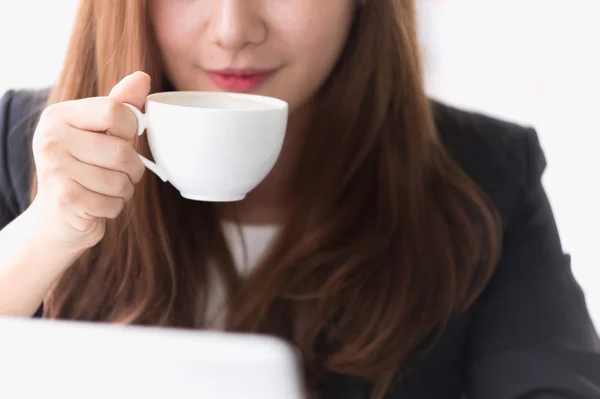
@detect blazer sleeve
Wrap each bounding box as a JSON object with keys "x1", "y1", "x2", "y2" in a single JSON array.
[
  {"x1": 0, "y1": 90, "x2": 21, "y2": 230},
  {"x1": 0, "y1": 89, "x2": 45, "y2": 232},
  {"x1": 465, "y1": 128, "x2": 600, "y2": 399}
]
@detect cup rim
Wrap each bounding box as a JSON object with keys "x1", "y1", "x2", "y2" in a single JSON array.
[{"x1": 146, "y1": 91, "x2": 288, "y2": 111}]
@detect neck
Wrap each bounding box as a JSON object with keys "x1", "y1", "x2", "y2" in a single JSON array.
[{"x1": 217, "y1": 103, "x2": 312, "y2": 225}]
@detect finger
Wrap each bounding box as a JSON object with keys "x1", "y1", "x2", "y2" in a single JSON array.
[
  {"x1": 56, "y1": 97, "x2": 139, "y2": 140},
  {"x1": 109, "y1": 72, "x2": 152, "y2": 139},
  {"x1": 56, "y1": 177, "x2": 126, "y2": 220},
  {"x1": 65, "y1": 156, "x2": 135, "y2": 201},
  {"x1": 62, "y1": 126, "x2": 145, "y2": 184},
  {"x1": 69, "y1": 214, "x2": 104, "y2": 234},
  {"x1": 109, "y1": 71, "x2": 151, "y2": 111}
]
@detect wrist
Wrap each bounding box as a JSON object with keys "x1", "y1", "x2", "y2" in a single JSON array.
[{"x1": 17, "y1": 206, "x2": 85, "y2": 273}]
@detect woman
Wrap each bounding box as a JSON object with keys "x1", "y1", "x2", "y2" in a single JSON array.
[{"x1": 0, "y1": 0, "x2": 598, "y2": 398}]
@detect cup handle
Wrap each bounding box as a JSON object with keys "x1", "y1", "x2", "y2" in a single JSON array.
[{"x1": 122, "y1": 103, "x2": 169, "y2": 182}]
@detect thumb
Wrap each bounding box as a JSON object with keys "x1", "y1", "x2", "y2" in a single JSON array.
[{"x1": 108, "y1": 71, "x2": 151, "y2": 110}]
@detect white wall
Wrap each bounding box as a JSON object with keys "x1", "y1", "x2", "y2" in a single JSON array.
[
  {"x1": 0, "y1": 2, "x2": 78, "y2": 95},
  {"x1": 1, "y1": 1, "x2": 599, "y2": 327}
]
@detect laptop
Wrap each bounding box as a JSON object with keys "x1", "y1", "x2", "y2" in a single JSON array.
[{"x1": 0, "y1": 316, "x2": 305, "y2": 399}]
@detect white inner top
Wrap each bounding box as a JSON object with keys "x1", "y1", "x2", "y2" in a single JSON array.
[{"x1": 204, "y1": 222, "x2": 280, "y2": 329}]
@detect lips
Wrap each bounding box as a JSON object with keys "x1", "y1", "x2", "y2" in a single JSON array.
[{"x1": 206, "y1": 68, "x2": 277, "y2": 92}]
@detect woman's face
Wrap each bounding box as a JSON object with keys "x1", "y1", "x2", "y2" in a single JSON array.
[{"x1": 150, "y1": 0, "x2": 357, "y2": 113}]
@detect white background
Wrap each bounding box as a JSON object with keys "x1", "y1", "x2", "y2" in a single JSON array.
[{"x1": 1, "y1": 1, "x2": 599, "y2": 327}]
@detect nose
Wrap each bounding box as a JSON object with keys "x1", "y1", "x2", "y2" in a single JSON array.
[{"x1": 208, "y1": 0, "x2": 267, "y2": 52}]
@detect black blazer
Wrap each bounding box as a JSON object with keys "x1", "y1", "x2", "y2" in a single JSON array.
[{"x1": 1, "y1": 89, "x2": 599, "y2": 399}]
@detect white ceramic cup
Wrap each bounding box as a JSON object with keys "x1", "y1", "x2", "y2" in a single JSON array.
[{"x1": 122, "y1": 91, "x2": 288, "y2": 202}]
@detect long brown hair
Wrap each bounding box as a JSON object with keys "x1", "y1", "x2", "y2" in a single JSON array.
[{"x1": 37, "y1": 0, "x2": 500, "y2": 397}]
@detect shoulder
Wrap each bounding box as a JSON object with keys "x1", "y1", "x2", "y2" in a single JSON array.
[
  {"x1": 0, "y1": 89, "x2": 49, "y2": 220},
  {"x1": 0, "y1": 89, "x2": 50, "y2": 142},
  {"x1": 1, "y1": 88, "x2": 50, "y2": 120},
  {"x1": 431, "y1": 100, "x2": 545, "y2": 228}
]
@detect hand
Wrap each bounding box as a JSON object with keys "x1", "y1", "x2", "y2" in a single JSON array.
[{"x1": 27, "y1": 71, "x2": 151, "y2": 257}]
